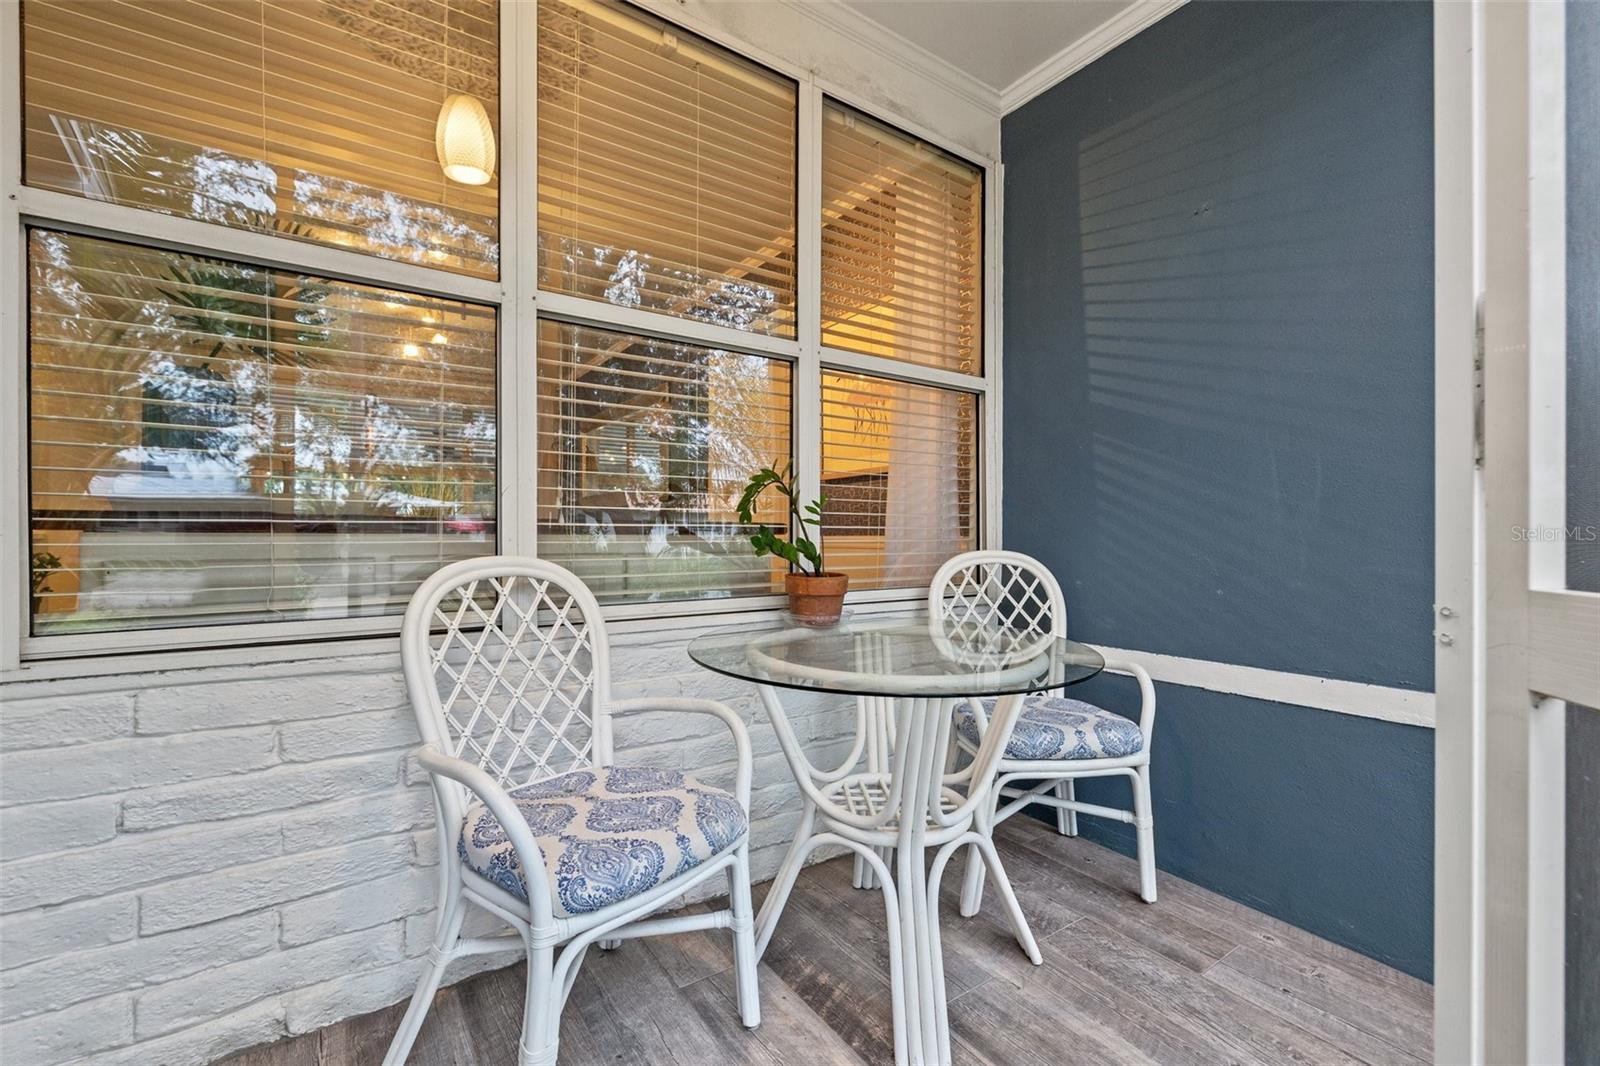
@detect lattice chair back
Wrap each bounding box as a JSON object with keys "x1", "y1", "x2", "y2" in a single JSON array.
[
  {"x1": 402, "y1": 556, "x2": 614, "y2": 795},
  {"x1": 928, "y1": 550, "x2": 1068, "y2": 644}
]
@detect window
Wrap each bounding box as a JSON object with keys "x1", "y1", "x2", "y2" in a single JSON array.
[
  {"x1": 537, "y1": 0, "x2": 797, "y2": 336},
  {"x1": 22, "y1": 0, "x2": 499, "y2": 277},
  {"x1": 529, "y1": 4, "x2": 988, "y2": 609},
  {"x1": 822, "y1": 101, "x2": 983, "y2": 374},
  {"x1": 817, "y1": 101, "x2": 984, "y2": 590},
  {"x1": 28, "y1": 229, "x2": 496, "y2": 635},
  {"x1": 9, "y1": 0, "x2": 991, "y2": 657},
  {"x1": 531, "y1": 0, "x2": 803, "y2": 605},
  {"x1": 18, "y1": 0, "x2": 503, "y2": 651}
]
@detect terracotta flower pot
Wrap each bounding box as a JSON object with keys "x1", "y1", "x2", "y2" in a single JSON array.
[{"x1": 785, "y1": 572, "x2": 849, "y2": 625}]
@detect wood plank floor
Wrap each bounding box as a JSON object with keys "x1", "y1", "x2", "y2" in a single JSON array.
[{"x1": 223, "y1": 817, "x2": 1432, "y2": 1066}]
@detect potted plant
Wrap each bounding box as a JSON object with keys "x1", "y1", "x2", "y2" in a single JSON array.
[{"x1": 737, "y1": 461, "x2": 847, "y2": 624}]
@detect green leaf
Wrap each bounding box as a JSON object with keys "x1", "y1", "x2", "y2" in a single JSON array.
[{"x1": 794, "y1": 537, "x2": 822, "y2": 573}]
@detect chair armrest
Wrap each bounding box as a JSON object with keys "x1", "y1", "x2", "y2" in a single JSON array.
[
  {"x1": 1097, "y1": 658, "x2": 1157, "y2": 741},
  {"x1": 608, "y1": 697, "x2": 752, "y2": 811},
  {"x1": 414, "y1": 744, "x2": 551, "y2": 921}
]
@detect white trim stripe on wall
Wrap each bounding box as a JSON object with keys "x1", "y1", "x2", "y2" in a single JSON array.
[{"x1": 1090, "y1": 645, "x2": 1438, "y2": 729}]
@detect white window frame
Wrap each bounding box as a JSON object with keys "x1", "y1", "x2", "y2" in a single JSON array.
[{"x1": 0, "y1": 0, "x2": 1001, "y2": 673}]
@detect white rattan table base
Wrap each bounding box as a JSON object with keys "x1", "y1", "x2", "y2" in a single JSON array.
[{"x1": 752, "y1": 687, "x2": 1041, "y2": 1066}]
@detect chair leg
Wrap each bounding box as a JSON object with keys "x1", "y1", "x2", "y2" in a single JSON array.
[
  {"x1": 1054, "y1": 779, "x2": 1078, "y2": 836},
  {"x1": 519, "y1": 942, "x2": 560, "y2": 1066},
  {"x1": 853, "y1": 851, "x2": 874, "y2": 890},
  {"x1": 755, "y1": 803, "x2": 815, "y2": 959},
  {"x1": 1133, "y1": 765, "x2": 1157, "y2": 903},
  {"x1": 727, "y1": 844, "x2": 762, "y2": 1028},
  {"x1": 382, "y1": 893, "x2": 465, "y2": 1066}
]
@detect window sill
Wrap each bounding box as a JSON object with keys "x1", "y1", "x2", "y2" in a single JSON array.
[{"x1": 3, "y1": 589, "x2": 928, "y2": 688}]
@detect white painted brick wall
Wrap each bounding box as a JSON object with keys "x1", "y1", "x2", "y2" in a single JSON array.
[{"x1": 0, "y1": 627, "x2": 864, "y2": 1066}]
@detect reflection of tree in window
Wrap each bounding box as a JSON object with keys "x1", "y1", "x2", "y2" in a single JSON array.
[
  {"x1": 142, "y1": 255, "x2": 330, "y2": 488},
  {"x1": 23, "y1": 0, "x2": 501, "y2": 276},
  {"x1": 139, "y1": 364, "x2": 235, "y2": 475},
  {"x1": 27, "y1": 229, "x2": 498, "y2": 633},
  {"x1": 535, "y1": 0, "x2": 797, "y2": 338}
]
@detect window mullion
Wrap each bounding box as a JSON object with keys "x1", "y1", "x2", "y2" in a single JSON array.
[
  {"x1": 503, "y1": 0, "x2": 540, "y2": 559},
  {"x1": 14, "y1": 188, "x2": 503, "y2": 307},
  {"x1": 796, "y1": 79, "x2": 825, "y2": 568},
  {"x1": 819, "y1": 346, "x2": 989, "y2": 395},
  {"x1": 532, "y1": 291, "x2": 802, "y2": 362},
  {"x1": 983, "y1": 160, "x2": 1002, "y2": 551}
]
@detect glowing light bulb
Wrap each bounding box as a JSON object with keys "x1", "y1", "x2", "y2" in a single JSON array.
[
  {"x1": 435, "y1": 94, "x2": 496, "y2": 186},
  {"x1": 402, "y1": 343, "x2": 422, "y2": 359}
]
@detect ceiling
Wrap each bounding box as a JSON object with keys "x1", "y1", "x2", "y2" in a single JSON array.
[{"x1": 839, "y1": 0, "x2": 1138, "y2": 93}]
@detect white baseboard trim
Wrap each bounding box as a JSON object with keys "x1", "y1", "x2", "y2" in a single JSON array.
[
  {"x1": 1089, "y1": 645, "x2": 1437, "y2": 728},
  {"x1": 1001, "y1": 0, "x2": 1189, "y2": 114}
]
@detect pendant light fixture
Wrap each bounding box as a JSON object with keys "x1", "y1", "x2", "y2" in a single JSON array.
[
  {"x1": 436, "y1": 94, "x2": 495, "y2": 185},
  {"x1": 435, "y1": 8, "x2": 495, "y2": 186}
]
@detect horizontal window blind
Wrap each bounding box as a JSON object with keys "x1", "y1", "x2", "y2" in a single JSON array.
[
  {"x1": 820, "y1": 371, "x2": 976, "y2": 590},
  {"x1": 22, "y1": 0, "x2": 500, "y2": 277},
  {"x1": 821, "y1": 100, "x2": 983, "y2": 374},
  {"x1": 28, "y1": 229, "x2": 497, "y2": 635},
  {"x1": 537, "y1": 0, "x2": 798, "y2": 337},
  {"x1": 536, "y1": 319, "x2": 792, "y2": 603}
]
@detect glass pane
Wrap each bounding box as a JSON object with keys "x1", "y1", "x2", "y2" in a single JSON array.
[
  {"x1": 820, "y1": 371, "x2": 977, "y2": 590},
  {"x1": 822, "y1": 100, "x2": 983, "y2": 374},
  {"x1": 536, "y1": 320, "x2": 792, "y2": 602},
  {"x1": 537, "y1": 0, "x2": 798, "y2": 337},
  {"x1": 22, "y1": 0, "x2": 500, "y2": 278},
  {"x1": 28, "y1": 229, "x2": 497, "y2": 635}
]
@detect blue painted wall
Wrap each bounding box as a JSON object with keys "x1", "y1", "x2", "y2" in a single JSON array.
[{"x1": 1001, "y1": 1, "x2": 1435, "y2": 979}]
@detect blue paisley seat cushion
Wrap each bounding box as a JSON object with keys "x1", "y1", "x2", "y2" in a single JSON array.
[
  {"x1": 954, "y1": 695, "x2": 1144, "y2": 761},
  {"x1": 457, "y1": 765, "x2": 748, "y2": 918}
]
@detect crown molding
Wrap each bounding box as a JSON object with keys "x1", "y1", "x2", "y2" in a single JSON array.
[
  {"x1": 775, "y1": 0, "x2": 1001, "y2": 116},
  {"x1": 1001, "y1": 0, "x2": 1187, "y2": 114}
]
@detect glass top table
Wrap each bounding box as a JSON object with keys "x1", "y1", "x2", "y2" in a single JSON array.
[
  {"x1": 686, "y1": 614, "x2": 1104, "y2": 1066},
  {"x1": 687, "y1": 615, "x2": 1104, "y2": 698}
]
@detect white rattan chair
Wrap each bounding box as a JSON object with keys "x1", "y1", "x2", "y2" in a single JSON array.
[
  {"x1": 929, "y1": 550, "x2": 1159, "y2": 910},
  {"x1": 385, "y1": 556, "x2": 760, "y2": 1066}
]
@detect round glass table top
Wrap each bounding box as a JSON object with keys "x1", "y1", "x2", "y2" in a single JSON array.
[{"x1": 687, "y1": 616, "x2": 1103, "y2": 698}]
